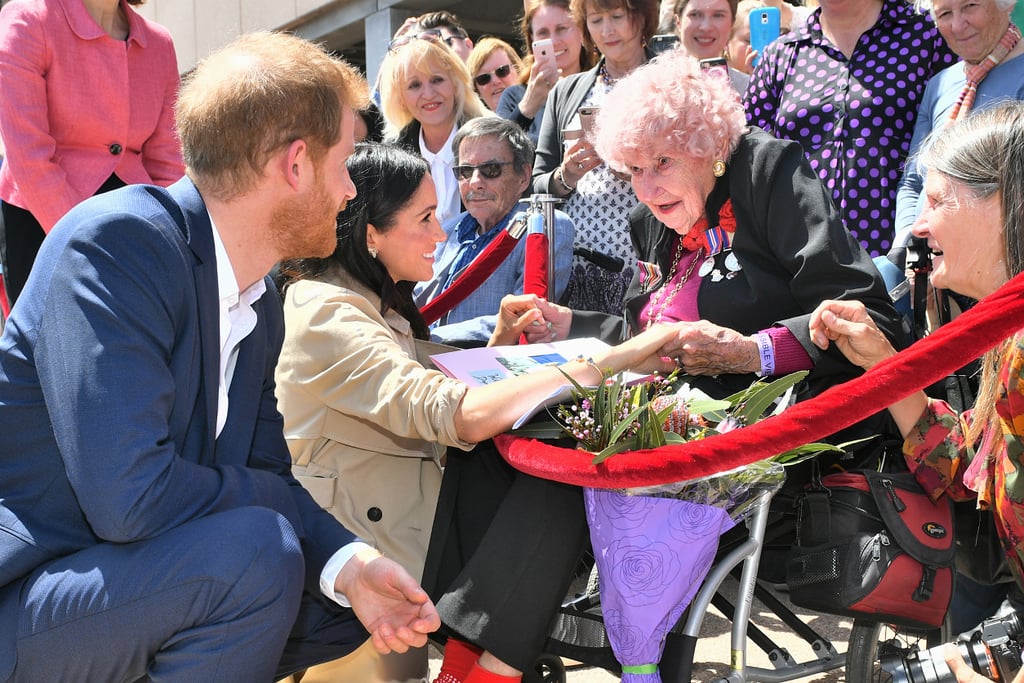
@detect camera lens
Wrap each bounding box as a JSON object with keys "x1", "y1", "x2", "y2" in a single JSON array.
[{"x1": 881, "y1": 640, "x2": 996, "y2": 683}]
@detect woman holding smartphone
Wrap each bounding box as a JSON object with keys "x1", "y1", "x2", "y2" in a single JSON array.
[
  {"x1": 674, "y1": 0, "x2": 751, "y2": 92},
  {"x1": 496, "y1": 0, "x2": 593, "y2": 144},
  {"x1": 532, "y1": 0, "x2": 660, "y2": 316}
]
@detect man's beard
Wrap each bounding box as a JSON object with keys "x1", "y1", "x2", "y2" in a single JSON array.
[{"x1": 270, "y1": 176, "x2": 342, "y2": 261}]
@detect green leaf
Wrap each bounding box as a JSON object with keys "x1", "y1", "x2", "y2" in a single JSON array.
[
  {"x1": 605, "y1": 402, "x2": 649, "y2": 445},
  {"x1": 687, "y1": 398, "x2": 733, "y2": 417},
  {"x1": 592, "y1": 436, "x2": 643, "y2": 464},
  {"x1": 769, "y1": 435, "x2": 878, "y2": 466},
  {"x1": 738, "y1": 371, "x2": 809, "y2": 423}
]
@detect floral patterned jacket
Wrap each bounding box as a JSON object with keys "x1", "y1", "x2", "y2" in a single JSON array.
[{"x1": 904, "y1": 333, "x2": 1024, "y2": 584}]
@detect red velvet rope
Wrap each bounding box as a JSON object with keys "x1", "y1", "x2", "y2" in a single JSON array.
[
  {"x1": 420, "y1": 230, "x2": 520, "y2": 325},
  {"x1": 495, "y1": 273, "x2": 1024, "y2": 489},
  {"x1": 522, "y1": 233, "x2": 549, "y2": 299}
]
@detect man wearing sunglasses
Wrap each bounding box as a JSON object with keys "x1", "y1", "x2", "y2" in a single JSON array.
[
  {"x1": 412, "y1": 10, "x2": 474, "y2": 62},
  {"x1": 415, "y1": 117, "x2": 574, "y2": 345}
]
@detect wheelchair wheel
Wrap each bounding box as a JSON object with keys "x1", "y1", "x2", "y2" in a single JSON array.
[
  {"x1": 845, "y1": 618, "x2": 947, "y2": 682},
  {"x1": 521, "y1": 653, "x2": 567, "y2": 683}
]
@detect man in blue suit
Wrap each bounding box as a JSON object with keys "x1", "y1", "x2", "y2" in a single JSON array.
[{"x1": 0, "y1": 31, "x2": 439, "y2": 682}]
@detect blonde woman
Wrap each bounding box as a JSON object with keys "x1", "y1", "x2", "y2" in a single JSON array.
[{"x1": 379, "y1": 37, "x2": 490, "y2": 223}]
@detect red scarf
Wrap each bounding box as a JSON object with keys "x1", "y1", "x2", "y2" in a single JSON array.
[
  {"x1": 949, "y1": 23, "x2": 1022, "y2": 123},
  {"x1": 680, "y1": 200, "x2": 736, "y2": 253}
]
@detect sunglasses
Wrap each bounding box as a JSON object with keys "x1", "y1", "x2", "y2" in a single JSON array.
[
  {"x1": 453, "y1": 161, "x2": 515, "y2": 180},
  {"x1": 388, "y1": 29, "x2": 461, "y2": 53},
  {"x1": 474, "y1": 64, "x2": 514, "y2": 87}
]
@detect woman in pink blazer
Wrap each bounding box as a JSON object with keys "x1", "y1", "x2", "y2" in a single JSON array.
[{"x1": 0, "y1": 0, "x2": 184, "y2": 305}]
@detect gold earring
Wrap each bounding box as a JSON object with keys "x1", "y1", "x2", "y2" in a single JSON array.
[
  {"x1": 712, "y1": 160, "x2": 726, "y2": 177},
  {"x1": 368, "y1": 246, "x2": 378, "y2": 259}
]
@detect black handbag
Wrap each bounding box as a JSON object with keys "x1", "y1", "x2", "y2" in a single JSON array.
[
  {"x1": 786, "y1": 469, "x2": 955, "y2": 630},
  {"x1": 954, "y1": 502, "x2": 1013, "y2": 586}
]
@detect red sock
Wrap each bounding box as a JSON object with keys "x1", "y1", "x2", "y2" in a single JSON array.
[
  {"x1": 433, "y1": 638, "x2": 483, "y2": 683},
  {"x1": 463, "y1": 662, "x2": 522, "y2": 683}
]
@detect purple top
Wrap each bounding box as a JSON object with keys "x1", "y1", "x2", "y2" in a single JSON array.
[{"x1": 743, "y1": 0, "x2": 955, "y2": 257}]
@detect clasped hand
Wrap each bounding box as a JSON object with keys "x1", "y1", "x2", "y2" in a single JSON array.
[
  {"x1": 491, "y1": 297, "x2": 751, "y2": 377},
  {"x1": 656, "y1": 320, "x2": 760, "y2": 375},
  {"x1": 808, "y1": 300, "x2": 896, "y2": 371},
  {"x1": 489, "y1": 294, "x2": 571, "y2": 346}
]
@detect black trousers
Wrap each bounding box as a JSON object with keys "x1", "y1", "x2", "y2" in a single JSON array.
[
  {"x1": 422, "y1": 441, "x2": 589, "y2": 671},
  {"x1": 1, "y1": 174, "x2": 125, "y2": 307}
]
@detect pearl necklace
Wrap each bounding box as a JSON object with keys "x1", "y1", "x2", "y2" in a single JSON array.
[{"x1": 646, "y1": 241, "x2": 704, "y2": 329}]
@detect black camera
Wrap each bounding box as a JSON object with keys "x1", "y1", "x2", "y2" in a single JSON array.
[
  {"x1": 905, "y1": 236, "x2": 933, "y2": 275},
  {"x1": 880, "y1": 611, "x2": 1024, "y2": 683}
]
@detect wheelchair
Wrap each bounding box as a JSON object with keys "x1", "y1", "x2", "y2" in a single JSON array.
[{"x1": 516, "y1": 475, "x2": 948, "y2": 683}]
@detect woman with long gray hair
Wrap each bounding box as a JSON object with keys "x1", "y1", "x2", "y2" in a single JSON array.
[{"x1": 809, "y1": 101, "x2": 1024, "y2": 680}]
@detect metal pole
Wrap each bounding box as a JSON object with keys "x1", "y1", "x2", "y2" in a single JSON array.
[{"x1": 525, "y1": 193, "x2": 561, "y2": 298}]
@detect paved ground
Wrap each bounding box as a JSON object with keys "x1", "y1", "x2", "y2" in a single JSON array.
[{"x1": 429, "y1": 578, "x2": 858, "y2": 682}]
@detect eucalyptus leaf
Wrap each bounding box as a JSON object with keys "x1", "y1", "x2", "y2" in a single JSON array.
[{"x1": 737, "y1": 371, "x2": 809, "y2": 424}]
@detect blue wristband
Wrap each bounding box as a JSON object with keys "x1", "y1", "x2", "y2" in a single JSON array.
[{"x1": 754, "y1": 332, "x2": 775, "y2": 377}]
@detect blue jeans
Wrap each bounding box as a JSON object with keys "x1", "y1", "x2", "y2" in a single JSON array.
[{"x1": 950, "y1": 573, "x2": 1024, "y2": 635}]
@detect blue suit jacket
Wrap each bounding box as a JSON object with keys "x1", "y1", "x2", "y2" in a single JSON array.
[{"x1": 0, "y1": 178, "x2": 355, "y2": 676}]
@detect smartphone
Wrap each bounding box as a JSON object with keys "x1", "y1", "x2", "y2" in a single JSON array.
[
  {"x1": 749, "y1": 7, "x2": 781, "y2": 67},
  {"x1": 532, "y1": 38, "x2": 557, "y2": 73},
  {"x1": 699, "y1": 57, "x2": 729, "y2": 80},
  {"x1": 577, "y1": 106, "x2": 599, "y2": 137},
  {"x1": 648, "y1": 33, "x2": 680, "y2": 56}
]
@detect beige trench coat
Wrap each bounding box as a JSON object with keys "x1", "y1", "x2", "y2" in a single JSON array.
[{"x1": 276, "y1": 267, "x2": 472, "y2": 580}]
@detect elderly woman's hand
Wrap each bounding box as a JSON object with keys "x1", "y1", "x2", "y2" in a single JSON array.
[
  {"x1": 809, "y1": 300, "x2": 896, "y2": 372},
  {"x1": 657, "y1": 321, "x2": 761, "y2": 376}
]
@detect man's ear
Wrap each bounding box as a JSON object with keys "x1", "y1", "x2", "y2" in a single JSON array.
[
  {"x1": 519, "y1": 165, "x2": 533, "y2": 195},
  {"x1": 282, "y1": 139, "x2": 310, "y2": 191}
]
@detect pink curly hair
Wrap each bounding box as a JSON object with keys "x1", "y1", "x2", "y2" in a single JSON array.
[{"x1": 592, "y1": 49, "x2": 746, "y2": 173}]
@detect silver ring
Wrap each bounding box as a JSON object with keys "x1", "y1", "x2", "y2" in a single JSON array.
[
  {"x1": 577, "y1": 162, "x2": 584, "y2": 170},
  {"x1": 674, "y1": 356, "x2": 685, "y2": 369}
]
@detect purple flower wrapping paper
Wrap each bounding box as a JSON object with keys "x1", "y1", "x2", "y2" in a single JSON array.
[{"x1": 585, "y1": 488, "x2": 736, "y2": 681}]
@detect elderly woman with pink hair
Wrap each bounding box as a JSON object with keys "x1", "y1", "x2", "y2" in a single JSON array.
[{"x1": 530, "y1": 48, "x2": 902, "y2": 427}]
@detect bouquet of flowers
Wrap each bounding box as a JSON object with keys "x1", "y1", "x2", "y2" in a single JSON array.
[{"x1": 514, "y1": 368, "x2": 847, "y2": 516}]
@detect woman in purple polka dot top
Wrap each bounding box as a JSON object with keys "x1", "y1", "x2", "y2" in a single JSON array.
[{"x1": 743, "y1": 0, "x2": 956, "y2": 257}]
